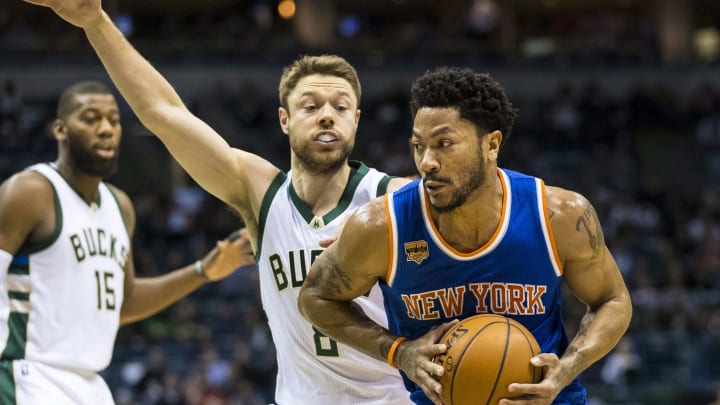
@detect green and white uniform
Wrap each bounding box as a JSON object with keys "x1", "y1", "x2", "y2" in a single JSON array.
[
  {"x1": 256, "y1": 161, "x2": 411, "y2": 405},
  {"x1": 0, "y1": 163, "x2": 129, "y2": 404}
]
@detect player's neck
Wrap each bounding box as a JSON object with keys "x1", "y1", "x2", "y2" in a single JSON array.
[
  {"x1": 290, "y1": 161, "x2": 351, "y2": 217},
  {"x1": 430, "y1": 172, "x2": 504, "y2": 252},
  {"x1": 54, "y1": 159, "x2": 102, "y2": 204}
]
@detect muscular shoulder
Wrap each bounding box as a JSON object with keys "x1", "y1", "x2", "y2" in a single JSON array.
[
  {"x1": 545, "y1": 186, "x2": 605, "y2": 264},
  {"x1": 0, "y1": 171, "x2": 55, "y2": 252},
  {"x1": 334, "y1": 196, "x2": 390, "y2": 278},
  {"x1": 105, "y1": 183, "x2": 136, "y2": 236},
  {"x1": 0, "y1": 171, "x2": 54, "y2": 214}
]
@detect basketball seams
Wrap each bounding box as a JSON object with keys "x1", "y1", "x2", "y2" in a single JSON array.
[
  {"x1": 436, "y1": 314, "x2": 540, "y2": 405},
  {"x1": 449, "y1": 320, "x2": 508, "y2": 405},
  {"x1": 484, "y1": 318, "x2": 511, "y2": 405},
  {"x1": 509, "y1": 323, "x2": 542, "y2": 384}
]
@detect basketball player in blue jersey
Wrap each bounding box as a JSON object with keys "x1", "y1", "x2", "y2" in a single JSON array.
[
  {"x1": 21, "y1": 0, "x2": 415, "y2": 403},
  {"x1": 0, "y1": 81, "x2": 255, "y2": 404},
  {"x1": 299, "y1": 67, "x2": 632, "y2": 405}
]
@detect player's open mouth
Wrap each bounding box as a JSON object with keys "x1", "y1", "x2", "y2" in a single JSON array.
[{"x1": 315, "y1": 132, "x2": 338, "y2": 143}]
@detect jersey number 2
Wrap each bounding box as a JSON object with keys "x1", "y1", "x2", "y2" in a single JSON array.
[{"x1": 95, "y1": 270, "x2": 116, "y2": 311}]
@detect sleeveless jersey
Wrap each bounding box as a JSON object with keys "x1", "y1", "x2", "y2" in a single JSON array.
[
  {"x1": 256, "y1": 161, "x2": 411, "y2": 405},
  {"x1": 0, "y1": 163, "x2": 128, "y2": 373},
  {"x1": 381, "y1": 168, "x2": 587, "y2": 404}
]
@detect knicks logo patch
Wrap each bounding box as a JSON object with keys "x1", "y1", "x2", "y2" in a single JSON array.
[{"x1": 405, "y1": 240, "x2": 429, "y2": 264}]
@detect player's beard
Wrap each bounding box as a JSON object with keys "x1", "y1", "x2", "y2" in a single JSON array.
[
  {"x1": 290, "y1": 134, "x2": 354, "y2": 176},
  {"x1": 67, "y1": 136, "x2": 119, "y2": 179},
  {"x1": 429, "y1": 153, "x2": 486, "y2": 214}
]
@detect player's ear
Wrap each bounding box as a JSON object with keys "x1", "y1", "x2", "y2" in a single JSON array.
[
  {"x1": 486, "y1": 130, "x2": 502, "y2": 161},
  {"x1": 52, "y1": 119, "x2": 67, "y2": 141},
  {"x1": 279, "y1": 107, "x2": 290, "y2": 135}
]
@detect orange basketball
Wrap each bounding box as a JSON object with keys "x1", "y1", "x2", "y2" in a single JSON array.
[{"x1": 432, "y1": 314, "x2": 542, "y2": 405}]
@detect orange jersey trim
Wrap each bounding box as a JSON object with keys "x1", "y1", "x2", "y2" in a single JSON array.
[
  {"x1": 423, "y1": 168, "x2": 508, "y2": 257},
  {"x1": 541, "y1": 181, "x2": 563, "y2": 275},
  {"x1": 384, "y1": 194, "x2": 395, "y2": 283}
]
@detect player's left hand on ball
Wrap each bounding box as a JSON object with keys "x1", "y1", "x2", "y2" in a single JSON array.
[
  {"x1": 201, "y1": 228, "x2": 255, "y2": 281},
  {"x1": 395, "y1": 320, "x2": 459, "y2": 405},
  {"x1": 500, "y1": 353, "x2": 563, "y2": 405}
]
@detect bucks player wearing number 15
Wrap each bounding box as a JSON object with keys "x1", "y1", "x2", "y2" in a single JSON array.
[{"x1": 0, "y1": 81, "x2": 254, "y2": 404}]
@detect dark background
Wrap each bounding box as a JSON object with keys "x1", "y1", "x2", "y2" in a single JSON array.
[{"x1": 2, "y1": 1, "x2": 720, "y2": 404}]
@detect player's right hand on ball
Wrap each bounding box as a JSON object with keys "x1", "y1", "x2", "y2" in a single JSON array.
[{"x1": 395, "y1": 320, "x2": 459, "y2": 405}]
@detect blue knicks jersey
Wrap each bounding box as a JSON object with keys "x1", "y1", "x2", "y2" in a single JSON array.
[{"x1": 380, "y1": 168, "x2": 586, "y2": 404}]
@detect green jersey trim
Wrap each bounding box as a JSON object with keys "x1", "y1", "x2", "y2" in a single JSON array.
[
  {"x1": 0, "y1": 361, "x2": 16, "y2": 405},
  {"x1": 49, "y1": 163, "x2": 101, "y2": 208},
  {"x1": 17, "y1": 174, "x2": 62, "y2": 256},
  {"x1": 0, "y1": 312, "x2": 29, "y2": 362},
  {"x1": 376, "y1": 175, "x2": 392, "y2": 197},
  {"x1": 288, "y1": 161, "x2": 369, "y2": 227},
  {"x1": 255, "y1": 171, "x2": 288, "y2": 262}
]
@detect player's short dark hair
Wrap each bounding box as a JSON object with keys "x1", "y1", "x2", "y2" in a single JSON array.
[
  {"x1": 57, "y1": 81, "x2": 114, "y2": 119},
  {"x1": 410, "y1": 67, "x2": 518, "y2": 139},
  {"x1": 278, "y1": 55, "x2": 361, "y2": 111}
]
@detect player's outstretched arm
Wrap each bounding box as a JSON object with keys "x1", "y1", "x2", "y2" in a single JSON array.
[
  {"x1": 120, "y1": 229, "x2": 255, "y2": 325},
  {"x1": 21, "y1": 0, "x2": 278, "y2": 213},
  {"x1": 503, "y1": 187, "x2": 632, "y2": 405},
  {"x1": 109, "y1": 186, "x2": 255, "y2": 324}
]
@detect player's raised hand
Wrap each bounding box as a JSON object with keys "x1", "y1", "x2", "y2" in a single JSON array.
[
  {"x1": 22, "y1": 0, "x2": 103, "y2": 29},
  {"x1": 200, "y1": 228, "x2": 256, "y2": 282}
]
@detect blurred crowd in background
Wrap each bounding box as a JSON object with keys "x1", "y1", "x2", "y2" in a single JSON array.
[{"x1": 2, "y1": 0, "x2": 720, "y2": 404}]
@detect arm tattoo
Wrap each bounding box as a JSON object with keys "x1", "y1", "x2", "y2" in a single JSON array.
[
  {"x1": 305, "y1": 251, "x2": 354, "y2": 296},
  {"x1": 548, "y1": 208, "x2": 556, "y2": 219},
  {"x1": 575, "y1": 205, "x2": 605, "y2": 259}
]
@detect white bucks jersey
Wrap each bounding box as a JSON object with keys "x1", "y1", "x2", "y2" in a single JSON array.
[
  {"x1": 256, "y1": 162, "x2": 411, "y2": 405},
  {"x1": 0, "y1": 163, "x2": 128, "y2": 372}
]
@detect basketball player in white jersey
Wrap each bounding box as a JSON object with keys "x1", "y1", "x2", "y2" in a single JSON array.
[
  {"x1": 19, "y1": 0, "x2": 415, "y2": 403},
  {"x1": 0, "y1": 81, "x2": 255, "y2": 404}
]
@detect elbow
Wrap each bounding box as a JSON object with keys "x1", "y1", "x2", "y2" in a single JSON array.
[{"x1": 622, "y1": 292, "x2": 633, "y2": 330}]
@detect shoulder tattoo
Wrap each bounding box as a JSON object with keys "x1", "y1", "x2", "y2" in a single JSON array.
[{"x1": 575, "y1": 205, "x2": 604, "y2": 259}]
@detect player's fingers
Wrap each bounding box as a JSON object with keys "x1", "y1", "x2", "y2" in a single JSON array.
[
  {"x1": 421, "y1": 342, "x2": 448, "y2": 359},
  {"x1": 318, "y1": 238, "x2": 336, "y2": 248},
  {"x1": 417, "y1": 369, "x2": 443, "y2": 397},
  {"x1": 419, "y1": 355, "x2": 445, "y2": 377},
  {"x1": 532, "y1": 353, "x2": 558, "y2": 366},
  {"x1": 507, "y1": 382, "x2": 547, "y2": 396},
  {"x1": 430, "y1": 319, "x2": 459, "y2": 340}
]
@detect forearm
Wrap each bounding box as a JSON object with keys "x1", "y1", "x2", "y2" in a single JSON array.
[
  {"x1": 299, "y1": 294, "x2": 398, "y2": 363},
  {"x1": 82, "y1": 12, "x2": 242, "y2": 203},
  {"x1": 556, "y1": 296, "x2": 632, "y2": 386},
  {"x1": 83, "y1": 12, "x2": 185, "y2": 125},
  {"x1": 120, "y1": 264, "x2": 206, "y2": 325}
]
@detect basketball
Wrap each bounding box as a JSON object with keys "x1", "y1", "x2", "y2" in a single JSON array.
[{"x1": 432, "y1": 314, "x2": 542, "y2": 405}]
